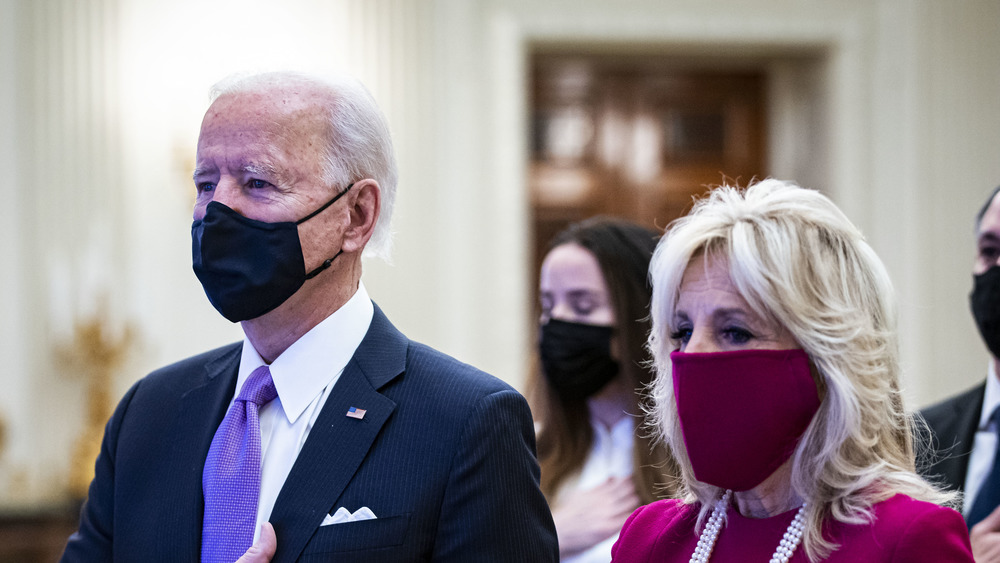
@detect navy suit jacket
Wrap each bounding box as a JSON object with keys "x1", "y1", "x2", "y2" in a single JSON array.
[
  {"x1": 61, "y1": 305, "x2": 558, "y2": 562},
  {"x1": 919, "y1": 382, "x2": 986, "y2": 495}
]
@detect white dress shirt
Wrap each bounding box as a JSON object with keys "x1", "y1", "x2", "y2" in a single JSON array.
[
  {"x1": 556, "y1": 413, "x2": 635, "y2": 563},
  {"x1": 226, "y1": 283, "x2": 374, "y2": 542},
  {"x1": 963, "y1": 361, "x2": 1000, "y2": 515}
]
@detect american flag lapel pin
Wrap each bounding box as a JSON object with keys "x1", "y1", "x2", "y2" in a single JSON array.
[{"x1": 346, "y1": 406, "x2": 367, "y2": 420}]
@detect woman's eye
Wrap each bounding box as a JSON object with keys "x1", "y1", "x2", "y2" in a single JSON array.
[
  {"x1": 248, "y1": 179, "x2": 269, "y2": 189},
  {"x1": 723, "y1": 327, "x2": 753, "y2": 344},
  {"x1": 670, "y1": 327, "x2": 692, "y2": 343},
  {"x1": 539, "y1": 297, "x2": 552, "y2": 318},
  {"x1": 981, "y1": 245, "x2": 1000, "y2": 262},
  {"x1": 570, "y1": 297, "x2": 596, "y2": 316},
  {"x1": 196, "y1": 182, "x2": 215, "y2": 193}
]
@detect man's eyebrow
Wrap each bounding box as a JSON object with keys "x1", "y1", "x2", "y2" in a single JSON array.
[
  {"x1": 242, "y1": 162, "x2": 278, "y2": 177},
  {"x1": 191, "y1": 162, "x2": 280, "y2": 182}
]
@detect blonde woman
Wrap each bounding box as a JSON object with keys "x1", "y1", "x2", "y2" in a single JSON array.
[{"x1": 612, "y1": 180, "x2": 972, "y2": 562}]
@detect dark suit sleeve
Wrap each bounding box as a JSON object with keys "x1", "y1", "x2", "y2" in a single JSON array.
[
  {"x1": 431, "y1": 389, "x2": 558, "y2": 562},
  {"x1": 60, "y1": 380, "x2": 142, "y2": 562}
]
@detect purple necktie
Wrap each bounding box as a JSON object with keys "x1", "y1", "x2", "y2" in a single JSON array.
[{"x1": 202, "y1": 365, "x2": 278, "y2": 563}]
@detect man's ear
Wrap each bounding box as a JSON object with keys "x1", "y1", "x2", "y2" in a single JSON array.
[{"x1": 341, "y1": 179, "x2": 380, "y2": 254}]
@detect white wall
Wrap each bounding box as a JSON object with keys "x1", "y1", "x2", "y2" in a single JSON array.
[
  {"x1": 913, "y1": 1, "x2": 1000, "y2": 402},
  {"x1": 1, "y1": 0, "x2": 998, "y2": 508},
  {"x1": 0, "y1": 0, "x2": 33, "y2": 505}
]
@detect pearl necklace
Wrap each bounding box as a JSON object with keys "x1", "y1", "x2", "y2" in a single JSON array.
[{"x1": 689, "y1": 490, "x2": 808, "y2": 563}]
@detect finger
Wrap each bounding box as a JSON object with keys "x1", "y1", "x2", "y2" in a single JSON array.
[
  {"x1": 258, "y1": 523, "x2": 277, "y2": 553},
  {"x1": 605, "y1": 478, "x2": 639, "y2": 502},
  {"x1": 972, "y1": 535, "x2": 1000, "y2": 563},
  {"x1": 576, "y1": 478, "x2": 629, "y2": 504},
  {"x1": 235, "y1": 522, "x2": 278, "y2": 563},
  {"x1": 987, "y1": 504, "x2": 1000, "y2": 530},
  {"x1": 609, "y1": 499, "x2": 641, "y2": 519},
  {"x1": 589, "y1": 477, "x2": 622, "y2": 493},
  {"x1": 973, "y1": 505, "x2": 1000, "y2": 538},
  {"x1": 606, "y1": 485, "x2": 640, "y2": 506}
]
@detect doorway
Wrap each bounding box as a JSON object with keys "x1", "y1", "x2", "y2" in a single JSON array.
[{"x1": 529, "y1": 52, "x2": 770, "y2": 279}]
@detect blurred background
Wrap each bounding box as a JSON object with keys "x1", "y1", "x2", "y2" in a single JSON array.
[{"x1": 0, "y1": 0, "x2": 998, "y2": 558}]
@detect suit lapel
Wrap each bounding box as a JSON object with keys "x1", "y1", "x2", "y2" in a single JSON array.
[
  {"x1": 954, "y1": 385, "x2": 986, "y2": 487},
  {"x1": 939, "y1": 384, "x2": 985, "y2": 491},
  {"x1": 167, "y1": 344, "x2": 241, "y2": 558},
  {"x1": 269, "y1": 306, "x2": 407, "y2": 562}
]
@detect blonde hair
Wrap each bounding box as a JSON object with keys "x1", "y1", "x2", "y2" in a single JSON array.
[{"x1": 646, "y1": 179, "x2": 954, "y2": 560}]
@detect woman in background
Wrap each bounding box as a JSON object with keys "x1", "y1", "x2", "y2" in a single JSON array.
[
  {"x1": 532, "y1": 217, "x2": 678, "y2": 562},
  {"x1": 611, "y1": 180, "x2": 972, "y2": 561}
]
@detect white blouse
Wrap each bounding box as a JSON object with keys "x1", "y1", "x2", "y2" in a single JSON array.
[{"x1": 556, "y1": 414, "x2": 636, "y2": 563}]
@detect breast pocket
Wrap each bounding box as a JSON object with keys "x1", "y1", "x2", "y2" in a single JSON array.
[{"x1": 301, "y1": 513, "x2": 411, "y2": 555}]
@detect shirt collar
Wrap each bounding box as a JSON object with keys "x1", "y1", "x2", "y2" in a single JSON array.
[
  {"x1": 588, "y1": 410, "x2": 636, "y2": 445},
  {"x1": 980, "y1": 361, "x2": 1000, "y2": 429},
  {"x1": 237, "y1": 283, "x2": 374, "y2": 424}
]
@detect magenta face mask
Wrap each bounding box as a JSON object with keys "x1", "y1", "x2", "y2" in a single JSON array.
[{"x1": 671, "y1": 348, "x2": 820, "y2": 491}]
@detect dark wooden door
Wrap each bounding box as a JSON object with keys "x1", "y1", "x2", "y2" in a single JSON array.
[{"x1": 530, "y1": 53, "x2": 768, "y2": 276}]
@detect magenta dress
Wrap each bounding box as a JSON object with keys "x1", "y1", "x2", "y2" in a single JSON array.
[{"x1": 611, "y1": 494, "x2": 972, "y2": 562}]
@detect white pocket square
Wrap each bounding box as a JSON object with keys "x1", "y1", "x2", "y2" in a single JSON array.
[{"x1": 321, "y1": 506, "x2": 377, "y2": 526}]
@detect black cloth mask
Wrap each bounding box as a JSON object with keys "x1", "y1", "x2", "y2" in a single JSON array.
[
  {"x1": 539, "y1": 319, "x2": 619, "y2": 401},
  {"x1": 972, "y1": 265, "x2": 1000, "y2": 358},
  {"x1": 192, "y1": 184, "x2": 352, "y2": 323}
]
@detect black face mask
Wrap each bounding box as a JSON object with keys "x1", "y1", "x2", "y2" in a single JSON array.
[
  {"x1": 539, "y1": 319, "x2": 620, "y2": 401},
  {"x1": 192, "y1": 184, "x2": 352, "y2": 322},
  {"x1": 972, "y1": 265, "x2": 1000, "y2": 358}
]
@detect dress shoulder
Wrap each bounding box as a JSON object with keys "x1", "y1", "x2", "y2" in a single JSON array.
[
  {"x1": 827, "y1": 494, "x2": 973, "y2": 562},
  {"x1": 612, "y1": 499, "x2": 697, "y2": 563},
  {"x1": 875, "y1": 495, "x2": 973, "y2": 563}
]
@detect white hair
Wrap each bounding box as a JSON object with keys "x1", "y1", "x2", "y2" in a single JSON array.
[
  {"x1": 646, "y1": 179, "x2": 955, "y2": 560},
  {"x1": 209, "y1": 71, "x2": 398, "y2": 260}
]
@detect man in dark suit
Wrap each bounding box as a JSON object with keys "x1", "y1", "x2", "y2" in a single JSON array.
[
  {"x1": 61, "y1": 71, "x2": 558, "y2": 562},
  {"x1": 922, "y1": 184, "x2": 1000, "y2": 561}
]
